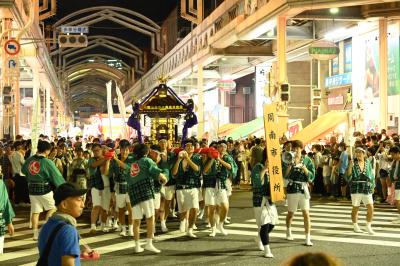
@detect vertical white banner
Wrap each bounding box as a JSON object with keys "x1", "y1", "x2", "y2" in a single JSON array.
[
  {"x1": 31, "y1": 70, "x2": 40, "y2": 155},
  {"x1": 106, "y1": 81, "x2": 114, "y2": 139},
  {"x1": 46, "y1": 87, "x2": 51, "y2": 137},
  {"x1": 115, "y1": 83, "x2": 128, "y2": 139}
]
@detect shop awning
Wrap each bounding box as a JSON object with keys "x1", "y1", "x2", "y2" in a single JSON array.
[
  {"x1": 226, "y1": 117, "x2": 264, "y2": 140},
  {"x1": 290, "y1": 111, "x2": 349, "y2": 144},
  {"x1": 217, "y1": 123, "x2": 242, "y2": 137}
]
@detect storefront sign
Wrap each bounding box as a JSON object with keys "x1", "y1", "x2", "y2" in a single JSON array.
[
  {"x1": 325, "y1": 73, "x2": 352, "y2": 88},
  {"x1": 217, "y1": 80, "x2": 236, "y2": 92},
  {"x1": 309, "y1": 41, "x2": 339, "y2": 60},
  {"x1": 263, "y1": 103, "x2": 285, "y2": 202},
  {"x1": 328, "y1": 95, "x2": 344, "y2": 105}
]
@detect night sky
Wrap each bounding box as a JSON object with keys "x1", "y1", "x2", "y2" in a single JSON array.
[{"x1": 45, "y1": 0, "x2": 178, "y2": 64}]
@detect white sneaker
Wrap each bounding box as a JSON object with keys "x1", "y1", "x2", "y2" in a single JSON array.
[
  {"x1": 366, "y1": 225, "x2": 375, "y2": 235},
  {"x1": 225, "y1": 217, "x2": 231, "y2": 224},
  {"x1": 187, "y1": 228, "x2": 197, "y2": 238},
  {"x1": 206, "y1": 223, "x2": 211, "y2": 228},
  {"x1": 353, "y1": 224, "x2": 363, "y2": 233},
  {"x1": 101, "y1": 226, "x2": 110, "y2": 233},
  {"x1": 192, "y1": 224, "x2": 197, "y2": 230},
  {"x1": 172, "y1": 211, "x2": 177, "y2": 218},
  {"x1": 179, "y1": 220, "x2": 186, "y2": 233},
  {"x1": 161, "y1": 221, "x2": 168, "y2": 233},
  {"x1": 255, "y1": 237, "x2": 264, "y2": 251},
  {"x1": 264, "y1": 245, "x2": 273, "y2": 258},
  {"x1": 144, "y1": 242, "x2": 161, "y2": 253},
  {"x1": 209, "y1": 227, "x2": 216, "y2": 237},
  {"x1": 134, "y1": 242, "x2": 144, "y2": 253},
  {"x1": 120, "y1": 228, "x2": 127, "y2": 237},
  {"x1": 33, "y1": 230, "x2": 38, "y2": 241},
  {"x1": 286, "y1": 229, "x2": 294, "y2": 241},
  {"x1": 305, "y1": 239, "x2": 313, "y2": 246},
  {"x1": 217, "y1": 223, "x2": 228, "y2": 236},
  {"x1": 113, "y1": 220, "x2": 119, "y2": 229}
]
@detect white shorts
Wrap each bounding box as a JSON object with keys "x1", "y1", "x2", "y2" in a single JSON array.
[
  {"x1": 204, "y1": 188, "x2": 229, "y2": 206},
  {"x1": 30, "y1": 192, "x2": 56, "y2": 213},
  {"x1": 154, "y1": 193, "x2": 161, "y2": 209},
  {"x1": 287, "y1": 193, "x2": 310, "y2": 212},
  {"x1": 163, "y1": 185, "x2": 175, "y2": 201},
  {"x1": 91, "y1": 187, "x2": 111, "y2": 210},
  {"x1": 116, "y1": 193, "x2": 130, "y2": 209},
  {"x1": 351, "y1": 193, "x2": 374, "y2": 207},
  {"x1": 176, "y1": 188, "x2": 199, "y2": 213},
  {"x1": 132, "y1": 199, "x2": 155, "y2": 220},
  {"x1": 198, "y1": 188, "x2": 203, "y2": 202}
]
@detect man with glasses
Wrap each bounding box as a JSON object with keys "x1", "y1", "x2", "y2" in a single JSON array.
[{"x1": 172, "y1": 140, "x2": 202, "y2": 238}]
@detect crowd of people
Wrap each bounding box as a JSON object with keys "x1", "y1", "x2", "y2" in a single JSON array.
[{"x1": 0, "y1": 128, "x2": 398, "y2": 264}]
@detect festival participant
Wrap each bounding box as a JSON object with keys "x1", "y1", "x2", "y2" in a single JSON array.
[
  {"x1": 126, "y1": 144, "x2": 167, "y2": 253},
  {"x1": 158, "y1": 139, "x2": 175, "y2": 232},
  {"x1": 22, "y1": 140, "x2": 65, "y2": 240},
  {"x1": 214, "y1": 141, "x2": 236, "y2": 236},
  {"x1": 172, "y1": 140, "x2": 202, "y2": 238},
  {"x1": 148, "y1": 145, "x2": 166, "y2": 234},
  {"x1": 109, "y1": 139, "x2": 135, "y2": 236},
  {"x1": 251, "y1": 148, "x2": 267, "y2": 251},
  {"x1": 9, "y1": 141, "x2": 30, "y2": 206},
  {"x1": 0, "y1": 174, "x2": 15, "y2": 254},
  {"x1": 388, "y1": 146, "x2": 400, "y2": 223},
  {"x1": 251, "y1": 149, "x2": 277, "y2": 258},
  {"x1": 88, "y1": 144, "x2": 112, "y2": 234},
  {"x1": 202, "y1": 146, "x2": 220, "y2": 236},
  {"x1": 69, "y1": 147, "x2": 88, "y2": 203},
  {"x1": 284, "y1": 140, "x2": 315, "y2": 246},
  {"x1": 346, "y1": 147, "x2": 375, "y2": 234}
]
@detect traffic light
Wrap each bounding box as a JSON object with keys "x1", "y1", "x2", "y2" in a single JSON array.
[
  {"x1": 3, "y1": 86, "x2": 12, "y2": 104},
  {"x1": 58, "y1": 34, "x2": 88, "y2": 48},
  {"x1": 280, "y1": 83, "x2": 290, "y2": 102}
]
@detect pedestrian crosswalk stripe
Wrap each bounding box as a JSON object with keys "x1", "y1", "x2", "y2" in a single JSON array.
[
  {"x1": 226, "y1": 223, "x2": 400, "y2": 239},
  {"x1": 2, "y1": 227, "x2": 146, "y2": 262},
  {"x1": 17, "y1": 230, "x2": 190, "y2": 266},
  {"x1": 312, "y1": 206, "x2": 399, "y2": 216},
  {"x1": 300, "y1": 209, "x2": 397, "y2": 221},
  {"x1": 246, "y1": 218, "x2": 400, "y2": 232},
  {"x1": 319, "y1": 203, "x2": 398, "y2": 211},
  {"x1": 224, "y1": 229, "x2": 400, "y2": 247}
]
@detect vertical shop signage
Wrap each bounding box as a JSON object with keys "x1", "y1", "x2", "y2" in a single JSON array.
[
  {"x1": 264, "y1": 103, "x2": 285, "y2": 202},
  {"x1": 344, "y1": 41, "x2": 352, "y2": 73}
]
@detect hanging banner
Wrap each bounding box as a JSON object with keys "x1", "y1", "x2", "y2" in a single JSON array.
[
  {"x1": 31, "y1": 86, "x2": 41, "y2": 156},
  {"x1": 264, "y1": 103, "x2": 285, "y2": 202},
  {"x1": 106, "y1": 81, "x2": 114, "y2": 139},
  {"x1": 115, "y1": 83, "x2": 128, "y2": 139}
]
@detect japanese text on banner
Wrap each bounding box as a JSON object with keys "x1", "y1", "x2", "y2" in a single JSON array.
[{"x1": 264, "y1": 103, "x2": 285, "y2": 202}]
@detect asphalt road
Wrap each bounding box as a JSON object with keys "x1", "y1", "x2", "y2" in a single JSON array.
[{"x1": 3, "y1": 190, "x2": 400, "y2": 266}]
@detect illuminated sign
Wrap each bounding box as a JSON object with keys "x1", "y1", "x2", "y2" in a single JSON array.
[{"x1": 325, "y1": 73, "x2": 352, "y2": 88}]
